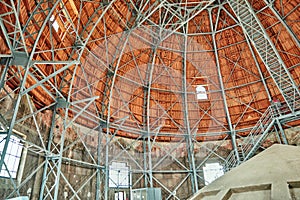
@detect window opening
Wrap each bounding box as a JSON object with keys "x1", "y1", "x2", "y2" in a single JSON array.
[
  {"x1": 196, "y1": 85, "x2": 208, "y2": 100},
  {"x1": 203, "y1": 162, "x2": 224, "y2": 185},
  {"x1": 0, "y1": 134, "x2": 24, "y2": 178},
  {"x1": 50, "y1": 15, "x2": 59, "y2": 32},
  {"x1": 109, "y1": 162, "x2": 130, "y2": 188}
]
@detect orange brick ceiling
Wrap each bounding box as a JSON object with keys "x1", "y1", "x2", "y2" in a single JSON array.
[{"x1": 0, "y1": 0, "x2": 299, "y2": 141}]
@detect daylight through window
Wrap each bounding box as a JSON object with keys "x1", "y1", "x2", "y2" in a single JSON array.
[
  {"x1": 0, "y1": 135, "x2": 23, "y2": 178},
  {"x1": 203, "y1": 162, "x2": 224, "y2": 185},
  {"x1": 50, "y1": 15, "x2": 59, "y2": 32},
  {"x1": 196, "y1": 85, "x2": 208, "y2": 100},
  {"x1": 109, "y1": 162, "x2": 130, "y2": 188}
]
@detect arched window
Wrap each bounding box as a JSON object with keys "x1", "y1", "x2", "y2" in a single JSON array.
[{"x1": 196, "y1": 85, "x2": 208, "y2": 100}]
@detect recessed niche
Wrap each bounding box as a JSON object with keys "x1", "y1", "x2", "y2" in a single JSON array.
[{"x1": 222, "y1": 184, "x2": 271, "y2": 200}]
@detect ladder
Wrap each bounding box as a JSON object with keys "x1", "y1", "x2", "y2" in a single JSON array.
[
  {"x1": 227, "y1": 0, "x2": 300, "y2": 112},
  {"x1": 226, "y1": 105, "x2": 275, "y2": 170},
  {"x1": 225, "y1": 99, "x2": 300, "y2": 171},
  {"x1": 238, "y1": 106, "x2": 275, "y2": 161}
]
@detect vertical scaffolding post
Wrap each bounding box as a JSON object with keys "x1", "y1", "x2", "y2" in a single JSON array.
[
  {"x1": 53, "y1": 99, "x2": 70, "y2": 200},
  {"x1": 0, "y1": 61, "x2": 30, "y2": 178},
  {"x1": 182, "y1": 24, "x2": 198, "y2": 193},
  {"x1": 143, "y1": 40, "x2": 158, "y2": 188},
  {"x1": 208, "y1": 8, "x2": 240, "y2": 163},
  {"x1": 96, "y1": 124, "x2": 103, "y2": 200},
  {"x1": 276, "y1": 118, "x2": 288, "y2": 145},
  {"x1": 143, "y1": 84, "x2": 149, "y2": 187},
  {"x1": 0, "y1": 0, "x2": 30, "y2": 176},
  {"x1": 39, "y1": 107, "x2": 56, "y2": 199},
  {"x1": 0, "y1": 58, "x2": 11, "y2": 90},
  {"x1": 104, "y1": 122, "x2": 109, "y2": 200}
]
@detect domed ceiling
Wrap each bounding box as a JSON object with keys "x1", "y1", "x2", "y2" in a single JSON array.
[{"x1": 0, "y1": 0, "x2": 299, "y2": 141}]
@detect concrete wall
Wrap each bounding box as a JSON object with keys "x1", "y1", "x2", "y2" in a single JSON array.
[{"x1": 190, "y1": 144, "x2": 300, "y2": 200}]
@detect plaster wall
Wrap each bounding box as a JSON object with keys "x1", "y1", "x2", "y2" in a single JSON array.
[{"x1": 190, "y1": 144, "x2": 300, "y2": 200}]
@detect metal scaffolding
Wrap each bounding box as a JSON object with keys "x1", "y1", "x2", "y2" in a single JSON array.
[{"x1": 0, "y1": 0, "x2": 299, "y2": 199}]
